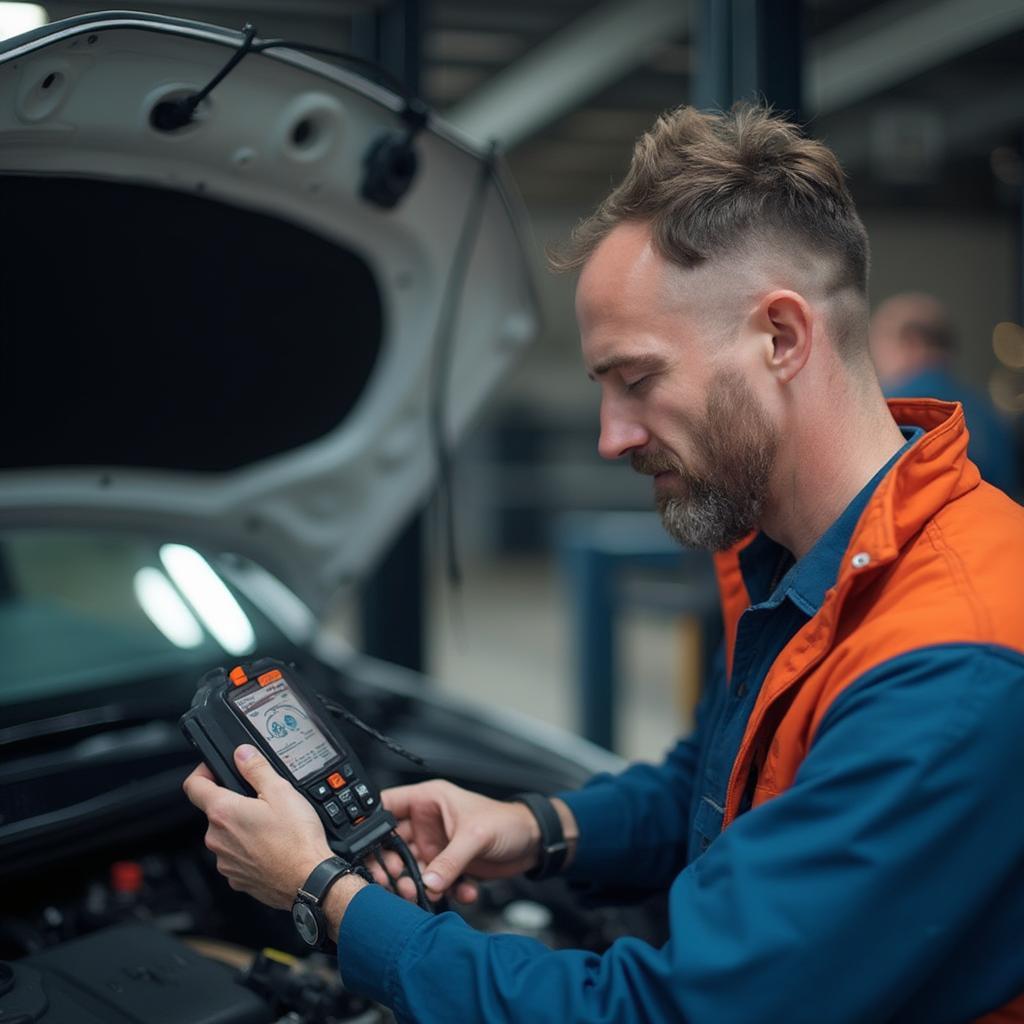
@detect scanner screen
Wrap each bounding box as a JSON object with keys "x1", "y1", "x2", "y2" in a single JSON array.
[{"x1": 235, "y1": 677, "x2": 338, "y2": 780}]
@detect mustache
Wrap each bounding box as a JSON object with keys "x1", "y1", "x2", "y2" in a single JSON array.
[{"x1": 631, "y1": 450, "x2": 682, "y2": 476}]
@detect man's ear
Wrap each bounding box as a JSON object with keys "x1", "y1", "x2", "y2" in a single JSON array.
[{"x1": 754, "y1": 290, "x2": 813, "y2": 383}]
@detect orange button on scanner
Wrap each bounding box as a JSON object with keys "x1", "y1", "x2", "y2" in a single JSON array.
[
  {"x1": 229, "y1": 666, "x2": 248, "y2": 687},
  {"x1": 257, "y1": 669, "x2": 283, "y2": 687},
  {"x1": 327, "y1": 772, "x2": 345, "y2": 790}
]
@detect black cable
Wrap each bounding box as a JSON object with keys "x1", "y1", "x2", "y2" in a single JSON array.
[
  {"x1": 191, "y1": 22, "x2": 257, "y2": 109},
  {"x1": 388, "y1": 834, "x2": 432, "y2": 913},
  {"x1": 151, "y1": 25, "x2": 424, "y2": 133},
  {"x1": 151, "y1": 22, "x2": 257, "y2": 131},
  {"x1": 373, "y1": 846, "x2": 400, "y2": 895},
  {"x1": 252, "y1": 39, "x2": 411, "y2": 102},
  {"x1": 429, "y1": 142, "x2": 499, "y2": 588},
  {"x1": 316, "y1": 695, "x2": 426, "y2": 767}
]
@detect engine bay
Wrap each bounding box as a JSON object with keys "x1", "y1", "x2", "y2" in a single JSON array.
[{"x1": 0, "y1": 657, "x2": 665, "y2": 1023}]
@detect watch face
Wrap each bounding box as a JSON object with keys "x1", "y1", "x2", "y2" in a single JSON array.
[{"x1": 292, "y1": 900, "x2": 321, "y2": 947}]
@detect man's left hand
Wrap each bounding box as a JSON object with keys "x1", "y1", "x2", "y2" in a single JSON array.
[{"x1": 183, "y1": 744, "x2": 335, "y2": 910}]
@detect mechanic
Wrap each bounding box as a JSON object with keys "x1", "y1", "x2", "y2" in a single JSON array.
[
  {"x1": 869, "y1": 291, "x2": 1020, "y2": 497},
  {"x1": 184, "y1": 104, "x2": 1024, "y2": 1023}
]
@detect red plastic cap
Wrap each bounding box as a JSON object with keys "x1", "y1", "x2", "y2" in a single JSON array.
[{"x1": 111, "y1": 860, "x2": 144, "y2": 895}]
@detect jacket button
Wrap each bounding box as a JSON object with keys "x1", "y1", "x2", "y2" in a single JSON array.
[{"x1": 851, "y1": 551, "x2": 871, "y2": 569}]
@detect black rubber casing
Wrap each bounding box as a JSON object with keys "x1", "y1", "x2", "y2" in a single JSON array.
[{"x1": 180, "y1": 657, "x2": 395, "y2": 860}]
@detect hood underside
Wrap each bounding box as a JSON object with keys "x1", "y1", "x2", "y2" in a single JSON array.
[{"x1": 0, "y1": 12, "x2": 540, "y2": 614}]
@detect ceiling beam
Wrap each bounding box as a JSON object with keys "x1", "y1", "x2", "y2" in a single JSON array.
[
  {"x1": 809, "y1": 0, "x2": 1024, "y2": 117},
  {"x1": 822, "y1": 81, "x2": 1024, "y2": 178},
  {"x1": 444, "y1": 0, "x2": 690, "y2": 149}
]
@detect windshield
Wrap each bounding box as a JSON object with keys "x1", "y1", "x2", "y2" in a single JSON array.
[{"x1": 0, "y1": 528, "x2": 282, "y2": 705}]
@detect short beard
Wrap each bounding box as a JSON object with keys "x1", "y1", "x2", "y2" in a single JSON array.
[{"x1": 633, "y1": 369, "x2": 778, "y2": 552}]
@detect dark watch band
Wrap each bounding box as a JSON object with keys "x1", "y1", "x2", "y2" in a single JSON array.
[
  {"x1": 298, "y1": 855, "x2": 354, "y2": 903},
  {"x1": 292, "y1": 855, "x2": 354, "y2": 949},
  {"x1": 514, "y1": 793, "x2": 568, "y2": 881}
]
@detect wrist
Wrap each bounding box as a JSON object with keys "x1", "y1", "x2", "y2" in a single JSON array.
[{"x1": 293, "y1": 846, "x2": 335, "y2": 898}]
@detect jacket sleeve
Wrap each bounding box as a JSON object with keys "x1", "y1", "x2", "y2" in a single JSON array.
[
  {"x1": 551, "y1": 640, "x2": 723, "y2": 891},
  {"x1": 337, "y1": 644, "x2": 1024, "y2": 1024}
]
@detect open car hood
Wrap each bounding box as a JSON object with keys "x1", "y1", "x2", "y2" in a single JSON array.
[{"x1": 0, "y1": 12, "x2": 539, "y2": 614}]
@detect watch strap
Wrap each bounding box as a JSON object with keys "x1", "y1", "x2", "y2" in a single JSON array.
[
  {"x1": 513, "y1": 793, "x2": 568, "y2": 881},
  {"x1": 297, "y1": 855, "x2": 354, "y2": 905}
]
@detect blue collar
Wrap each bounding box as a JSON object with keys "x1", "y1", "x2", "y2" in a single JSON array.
[{"x1": 741, "y1": 425, "x2": 924, "y2": 615}]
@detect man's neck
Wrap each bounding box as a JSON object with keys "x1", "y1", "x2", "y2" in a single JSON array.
[{"x1": 760, "y1": 390, "x2": 907, "y2": 561}]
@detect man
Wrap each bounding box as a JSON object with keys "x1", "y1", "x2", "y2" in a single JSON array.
[
  {"x1": 869, "y1": 291, "x2": 1020, "y2": 496},
  {"x1": 185, "y1": 105, "x2": 1024, "y2": 1022}
]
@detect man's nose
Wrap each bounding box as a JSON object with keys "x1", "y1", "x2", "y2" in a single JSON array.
[{"x1": 598, "y1": 399, "x2": 649, "y2": 460}]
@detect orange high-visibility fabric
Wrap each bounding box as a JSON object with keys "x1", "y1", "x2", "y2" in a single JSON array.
[{"x1": 713, "y1": 398, "x2": 1024, "y2": 1023}]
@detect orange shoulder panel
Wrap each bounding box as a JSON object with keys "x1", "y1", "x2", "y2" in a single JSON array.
[
  {"x1": 723, "y1": 399, "x2": 1024, "y2": 826},
  {"x1": 735, "y1": 481, "x2": 1024, "y2": 822}
]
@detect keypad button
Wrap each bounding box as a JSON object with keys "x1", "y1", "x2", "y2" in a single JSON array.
[
  {"x1": 324, "y1": 800, "x2": 342, "y2": 822},
  {"x1": 341, "y1": 762, "x2": 354, "y2": 778},
  {"x1": 327, "y1": 772, "x2": 345, "y2": 790},
  {"x1": 354, "y1": 783, "x2": 376, "y2": 810},
  {"x1": 344, "y1": 802, "x2": 362, "y2": 824},
  {"x1": 338, "y1": 788, "x2": 355, "y2": 805},
  {"x1": 309, "y1": 782, "x2": 332, "y2": 802}
]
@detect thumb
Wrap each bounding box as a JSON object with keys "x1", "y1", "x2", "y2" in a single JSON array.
[
  {"x1": 422, "y1": 831, "x2": 485, "y2": 894},
  {"x1": 233, "y1": 744, "x2": 280, "y2": 795}
]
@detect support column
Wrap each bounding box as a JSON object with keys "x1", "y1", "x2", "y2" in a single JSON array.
[
  {"x1": 694, "y1": 0, "x2": 803, "y2": 118},
  {"x1": 356, "y1": 0, "x2": 428, "y2": 674}
]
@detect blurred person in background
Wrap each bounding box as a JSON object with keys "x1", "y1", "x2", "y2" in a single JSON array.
[{"x1": 870, "y1": 291, "x2": 1020, "y2": 496}]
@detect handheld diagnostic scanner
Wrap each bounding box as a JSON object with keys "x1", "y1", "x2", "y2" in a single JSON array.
[{"x1": 180, "y1": 658, "x2": 396, "y2": 861}]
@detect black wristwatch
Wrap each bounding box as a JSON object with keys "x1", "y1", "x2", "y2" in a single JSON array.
[
  {"x1": 292, "y1": 855, "x2": 355, "y2": 949},
  {"x1": 513, "y1": 793, "x2": 568, "y2": 881}
]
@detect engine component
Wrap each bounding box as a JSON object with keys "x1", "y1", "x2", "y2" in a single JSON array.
[{"x1": 0, "y1": 924, "x2": 272, "y2": 1023}]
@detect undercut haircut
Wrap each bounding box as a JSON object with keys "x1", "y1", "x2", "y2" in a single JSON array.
[{"x1": 551, "y1": 103, "x2": 871, "y2": 361}]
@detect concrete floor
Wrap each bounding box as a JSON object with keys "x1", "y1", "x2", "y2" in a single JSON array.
[{"x1": 428, "y1": 554, "x2": 697, "y2": 764}]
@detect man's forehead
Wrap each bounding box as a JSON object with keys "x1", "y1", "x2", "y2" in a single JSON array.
[{"x1": 576, "y1": 223, "x2": 664, "y2": 310}]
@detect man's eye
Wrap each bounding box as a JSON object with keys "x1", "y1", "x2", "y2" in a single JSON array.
[{"x1": 625, "y1": 375, "x2": 650, "y2": 392}]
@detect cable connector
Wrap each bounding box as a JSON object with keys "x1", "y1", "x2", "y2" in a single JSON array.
[
  {"x1": 150, "y1": 23, "x2": 257, "y2": 132},
  {"x1": 361, "y1": 98, "x2": 430, "y2": 210}
]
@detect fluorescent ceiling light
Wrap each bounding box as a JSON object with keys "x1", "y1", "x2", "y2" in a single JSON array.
[
  {"x1": 0, "y1": 4, "x2": 47, "y2": 43},
  {"x1": 134, "y1": 567, "x2": 205, "y2": 650},
  {"x1": 160, "y1": 543, "x2": 256, "y2": 656}
]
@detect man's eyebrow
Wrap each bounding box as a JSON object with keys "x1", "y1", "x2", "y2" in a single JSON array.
[{"x1": 587, "y1": 352, "x2": 666, "y2": 381}]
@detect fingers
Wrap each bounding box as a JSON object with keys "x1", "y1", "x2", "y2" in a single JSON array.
[
  {"x1": 183, "y1": 764, "x2": 221, "y2": 812},
  {"x1": 454, "y1": 879, "x2": 479, "y2": 904},
  {"x1": 421, "y1": 830, "x2": 486, "y2": 895},
  {"x1": 233, "y1": 745, "x2": 284, "y2": 796},
  {"x1": 380, "y1": 782, "x2": 430, "y2": 820}
]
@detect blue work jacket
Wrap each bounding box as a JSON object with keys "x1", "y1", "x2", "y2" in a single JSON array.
[{"x1": 338, "y1": 405, "x2": 1024, "y2": 1023}]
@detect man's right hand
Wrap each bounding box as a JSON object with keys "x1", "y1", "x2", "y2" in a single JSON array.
[{"x1": 372, "y1": 780, "x2": 577, "y2": 905}]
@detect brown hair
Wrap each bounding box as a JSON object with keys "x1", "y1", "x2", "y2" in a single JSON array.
[{"x1": 551, "y1": 103, "x2": 870, "y2": 358}]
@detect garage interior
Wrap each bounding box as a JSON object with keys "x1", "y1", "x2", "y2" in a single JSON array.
[{"x1": 3, "y1": 0, "x2": 1023, "y2": 761}]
